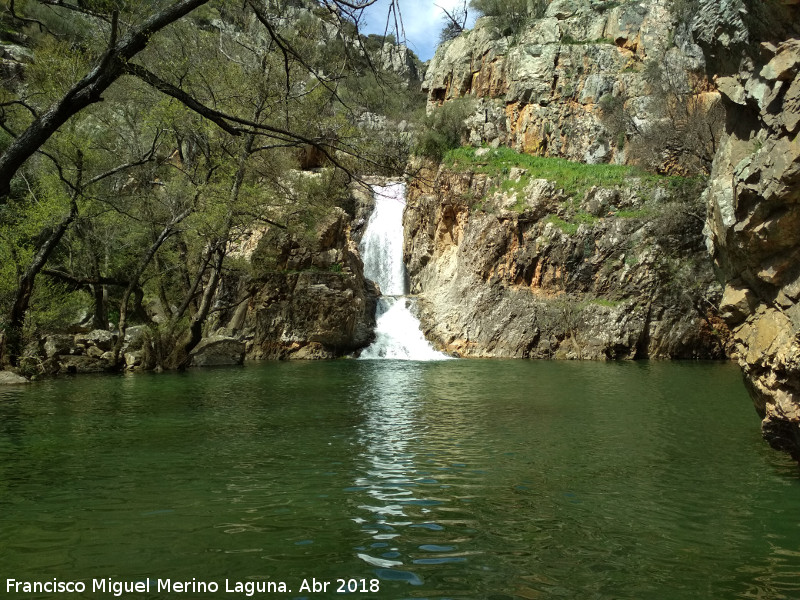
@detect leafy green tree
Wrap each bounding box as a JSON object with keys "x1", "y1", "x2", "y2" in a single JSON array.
[
  {"x1": 414, "y1": 97, "x2": 476, "y2": 161},
  {"x1": 0, "y1": 0, "x2": 417, "y2": 369}
]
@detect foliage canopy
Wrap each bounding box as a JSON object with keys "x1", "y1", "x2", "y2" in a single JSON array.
[{"x1": 0, "y1": 0, "x2": 424, "y2": 368}]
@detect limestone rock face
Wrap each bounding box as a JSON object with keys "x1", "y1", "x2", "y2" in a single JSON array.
[
  {"x1": 404, "y1": 163, "x2": 726, "y2": 359},
  {"x1": 378, "y1": 42, "x2": 422, "y2": 82},
  {"x1": 0, "y1": 41, "x2": 32, "y2": 81},
  {"x1": 422, "y1": 1, "x2": 706, "y2": 165},
  {"x1": 227, "y1": 200, "x2": 378, "y2": 360},
  {"x1": 690, "y1": 0, "x2": 748, "y2": 53},
  {"x1": 704, "y1": 38, "x2": 800, "y2": 457}
]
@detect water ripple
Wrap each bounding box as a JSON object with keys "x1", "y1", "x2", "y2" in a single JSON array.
[{"x1": 0, "y1": 360, "x2": 797, "y2": 599}]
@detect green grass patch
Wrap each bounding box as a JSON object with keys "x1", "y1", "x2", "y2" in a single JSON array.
[
  {"x1": 544, "y1": 212, "x2": 598, "y2": 235},
  {"x1": 445, "y1": 146, "x2": 662, "y2": 200},
  {"x1": 590, "y1": 298, "x2": 622, "y2": 308},
  {"x1": 443, "y1": 146, "x2": 702, "y2": 208},
  {"x1": 444, "y1": 146, "x2": 704, "y2": 233},
  {"x1": 615, "y1": 209, "x2": 650, "y2": 219},
  {"x1": 545, "y1": 215, "x2": 579, "y2": 235},
  {"x1": 573, "y1": 211, "x2": 599, "y2": 226}
]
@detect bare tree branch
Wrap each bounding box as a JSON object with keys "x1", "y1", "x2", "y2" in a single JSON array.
[
  {"x1": 0, "y1": 100, "x2": 40, "y2": 120},
  {"x1": 123, "y1": 62, "x2": 378, "y2": 180},
  {"x1": 8, "y1": 0, "x2": 57, "y2": 35},
  {"x1": 42, "y1": 268, "x2": 132, "y2": 288},
  {"x1": 34, "y1": 0, "x2": 114, "y2": 23},
  {"x1": 0, "y1": 0, "x2": 210, "y2": 201}
]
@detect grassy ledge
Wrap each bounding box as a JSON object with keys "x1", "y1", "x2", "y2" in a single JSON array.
[{"x1": 441, "y1": 146, "x2": 700, "y2": 205}]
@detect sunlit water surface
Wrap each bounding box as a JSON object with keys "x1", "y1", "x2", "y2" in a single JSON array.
[{"x1": 1, "y1": 360, "x2": 799, "y2": 599}]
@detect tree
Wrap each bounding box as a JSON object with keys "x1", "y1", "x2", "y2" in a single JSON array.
[
  {"x1": 438, "y1": 0, "x2": 467, "y2": 43},
  {"x1": 0, "y1": 0, "x2": 396, "y2": 201},
  {"x1": 0, "y1": 0, "x2": 408, "y2": 369},
  {"x1": 0, "y1": 0, "x2": 210, "y2": 200},
  {"x1": 0, "y1": 77, "x2": 164, "y2": 366},
  {"x1": 600, "y1": 57, "x2": 724, "y2": 176}
]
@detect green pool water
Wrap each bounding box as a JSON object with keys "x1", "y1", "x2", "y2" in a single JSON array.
[{"x1": 1, "y1": 360, "x2": 799, "y2": 599}]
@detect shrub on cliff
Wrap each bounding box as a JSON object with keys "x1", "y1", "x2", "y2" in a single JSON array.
[
  {"x1": 600, "y1": 58, "x2": 724, "y2": 176},
  {"x1": 414, "y1": 98, "x2": 476, "y2": 161},
  {"x1": 469, "y1": 0, "x2": 545, "y2": 36}
]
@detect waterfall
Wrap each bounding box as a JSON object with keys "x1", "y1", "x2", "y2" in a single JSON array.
[{"x1": 358, "y1": 183, "x2": 451, "y2": 361}]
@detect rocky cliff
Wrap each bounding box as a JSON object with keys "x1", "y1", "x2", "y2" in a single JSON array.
[
  {"x1": 415, "y1": 0, "x2": 800, "y2": 459},
  {"x1": 407, "y1": 0, "x2": 734, "y2": 359},
  {"x1": 705, "y1": 36, "x2": 800, "y2": 458},
  {"x1": 422, "y1": 0, "x2": 717, "y2": 173},
  {"x1": 404, "y1": 151, "x2": 727, "y2": 359},
  {"x1": 219, "y1": 186, "x2": 378, "y2": 360}
]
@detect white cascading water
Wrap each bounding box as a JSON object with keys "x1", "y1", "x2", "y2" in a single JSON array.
[{"x1": 358, "y1": 183, "x2": 451, "y2": 361}]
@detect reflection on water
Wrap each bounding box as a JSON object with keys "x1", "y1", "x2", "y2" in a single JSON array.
[
  {"x1": 1, "y1": 361, "x2": 800, "y2": 599},
  {"x1": 353, "y1": 362, "x2": 459, "y2": 586},
  {"x1": 352, "y1": 362, "x2": 505, "y2": 595}
]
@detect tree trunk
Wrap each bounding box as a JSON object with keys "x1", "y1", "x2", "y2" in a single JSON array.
[
  {"x1": 76, "y1": 221, "x2": 108, "y2": 329},
  {"x1": 171, "y1": 130, "x2": 255, "y2": 369},
  {"x1": 174, "y1": 246, "x2": 225, "y2": 369},
  {"x1": 111, "y1": 207, "x2": 193, "y2": 368},
  {"x1": 2, "y1": 200, "x2": 78, "y2": 367}
]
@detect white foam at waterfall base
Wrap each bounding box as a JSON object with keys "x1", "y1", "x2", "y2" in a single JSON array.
[
  {"x1": 358, "y1": 183, "x2": 451, "y2": 361},
  {"x1": 359, "y1": 297, "x2": 449, "y2": 360}
]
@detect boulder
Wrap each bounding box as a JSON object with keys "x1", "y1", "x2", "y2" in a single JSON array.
[
  {"x1": 122, "y1": 325, "x2": 148, "y2": 352},
  {"x1": 44, "y1": 334, "x2": 75, "y2": 358},
  {"x1": 761, "y1": 45, "x2": 800, "y2": 81},
  {"x1": 719, "y1": 284, "x2": 757, "y2": 324},
  {"x1": 0, "y1": 371, "x2": 29, "y2": 385},
  {"x1": 124, "y1": 351, "x2": 143, "y2": 370},
  {"x1": 190, "y1": 337, "x2": 246, "y2": 367},
  {"x1": 74, "y1": 329, "x2": 117, "y2": 352},
  {"x1": 86, "y1": 346, "x2": 105, "y2": 359}
]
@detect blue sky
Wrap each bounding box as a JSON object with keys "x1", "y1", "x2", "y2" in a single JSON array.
[{"x1": 359, "y1": 0, "x2": 477, "y2": 62}]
